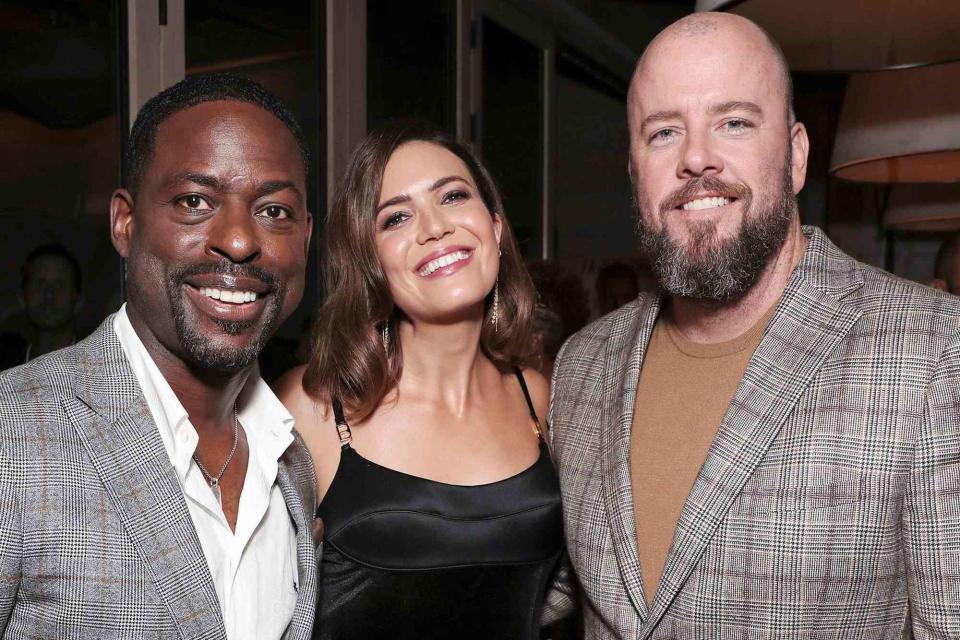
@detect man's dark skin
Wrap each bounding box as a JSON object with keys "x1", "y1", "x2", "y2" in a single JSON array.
[{"x1": 109, "y1": 101, "x2": 312, "y2": 531}]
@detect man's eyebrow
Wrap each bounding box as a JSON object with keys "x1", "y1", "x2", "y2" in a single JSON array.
[
  {"x1": 168, "y1": 171, "x2": 225, "y2": 191},
  {"x1": 708, "y1": 101, "x2": 763, "y2": 117},
  {"x1": 255, "y1": 180, "x2": 303, "y2": 205},
  {"x1": 377, "y1": 175, "x2": 472, "y2": 213},
  {"x1": 641, "y1": 110, "x2": 682, "y2": 133},
  {"x1": 639, "y1": 102, "x2": 764, "y2": 133},
  {"x1": 164, "y1": 173, "x2": 303, "y2": 204}
]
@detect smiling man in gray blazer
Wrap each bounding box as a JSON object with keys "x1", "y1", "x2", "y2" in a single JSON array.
[
  {"x1": 549, "y1": 12, "x2": 960, "y2": 639},
  {"x1": 0, "y1": 74, "x2": 318, "y2": 639}
]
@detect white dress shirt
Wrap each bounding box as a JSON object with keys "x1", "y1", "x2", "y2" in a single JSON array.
[{"x1": 114, "y1": 305, "x2": 298, "y2": 640}]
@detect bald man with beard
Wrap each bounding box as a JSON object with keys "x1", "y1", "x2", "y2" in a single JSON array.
[{"x1": 548, "y1": 12, "x2": 960, "y2": 639}]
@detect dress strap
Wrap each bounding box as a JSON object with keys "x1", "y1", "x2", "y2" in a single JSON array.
[
  {"x1": 331, "y1": 397, "x2": 353, "y2": 447},
  {"x1": 512, "y1": 367, "x2": 544, "y2": 439}
]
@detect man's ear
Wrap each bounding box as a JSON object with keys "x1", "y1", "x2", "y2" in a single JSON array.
[
  {"x1": 110, "y1": 188, "x2": 135, "y2": 259},
  {"x1": 789, "y1": 121, "x2": 810, "y2": 195},
  {"x1": 304, "y1": 211, "x2": 314, "y2": 255}
]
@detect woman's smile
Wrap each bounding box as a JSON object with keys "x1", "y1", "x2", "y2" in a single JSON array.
[{"x1": 415, "y1": 246, "x2": 475, "y2": 278}]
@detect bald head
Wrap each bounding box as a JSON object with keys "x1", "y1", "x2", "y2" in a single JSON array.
[{"x1": 632, "y1": 13, "x2": 794, "y2": 123}]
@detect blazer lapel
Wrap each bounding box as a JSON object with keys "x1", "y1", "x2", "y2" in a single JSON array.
[
  {"x1": 600, "y1": 293, "x2": 662, "y2": 621},
  {"x1": 276, "y1": 454, "x2": 319, "y2": 640},
  {"x1": 640, "y1": 229, "x2": 865, "y2": 637},
  {"x1": 64, "y1": 319, "x2": 226, "y2": 640}
]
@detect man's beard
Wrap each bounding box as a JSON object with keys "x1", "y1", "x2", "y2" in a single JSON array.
[
  {"x1": 634, "y1": 158, "x2": 796, "y2": 304},
  {"x1": 165, "y1": 262, "x2": 285, "y2": 373}
]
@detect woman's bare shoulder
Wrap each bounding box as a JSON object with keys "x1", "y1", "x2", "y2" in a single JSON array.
[
  {"x1": 273, "y1": 365, "x2": 336, "y2": 449},
  {"x1": 273, "y1": 364, "x2": 307, "y2": 403}
]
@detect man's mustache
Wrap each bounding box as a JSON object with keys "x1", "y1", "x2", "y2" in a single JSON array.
[
  {"x1": 659, "y1": 176, "x2": 751, "y2": 215},
  {"x1": 168, "y1": 262, "x2": 280, "y2": 293}
]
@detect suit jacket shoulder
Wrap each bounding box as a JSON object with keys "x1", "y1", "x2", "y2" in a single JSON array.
[
  {"x1": 851, "y1": 259, "x2": 960, "y2": 335},
  {"x1": 554, "y1": 297, "x2": 648, "y2": 379},
  {"x1": 0, "y1": 339, "x2": 85, "y2": 444},
  {"x1": 798, "y1": 234, "x2": 960, "y2": 380}
]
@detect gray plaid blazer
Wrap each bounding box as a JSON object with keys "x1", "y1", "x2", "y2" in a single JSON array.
[
  {"x1": 0, "y1": 316, "x2": 320, "y2": 639},
  {"x1": 549, "y1": 227, "x2": 960, "y2": 639}
]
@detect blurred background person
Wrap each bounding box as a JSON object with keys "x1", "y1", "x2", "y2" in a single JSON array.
[
  {"x1": 0, "y1": 243, "x2": 84, "y2": 368},
  {"x1": 532, "y1": 303, "x2": 565, "y2": 380},
  {"x1": 595, "y1": 261, "x2": 640, "y2": 316},
  {"x1": 527, "y1": 260, "x2": 590, "y2": 379},
  {"x1": 931, "y1": 232, "x2": 960, "y2": 294}
]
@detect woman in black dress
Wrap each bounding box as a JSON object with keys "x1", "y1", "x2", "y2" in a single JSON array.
[{"x1": 277, "y1": 122, "x2": 567, "y2": 639}]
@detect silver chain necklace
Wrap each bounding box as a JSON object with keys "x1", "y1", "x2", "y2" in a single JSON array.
[{"x1": 192, "y1": 404, "x2": 240, "y2": 506}]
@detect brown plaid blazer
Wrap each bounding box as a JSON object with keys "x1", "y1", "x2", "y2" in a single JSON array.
[
  {"x1": 549, "y1": 227, "x2": 960, "y2": 639},
  {"x1": 0, "y1": 316, "x2": 320, "y2": 639}
]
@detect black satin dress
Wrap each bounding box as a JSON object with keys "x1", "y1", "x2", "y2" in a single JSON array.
[{"x1": 315, "y1": 370, "x2": 564, "y2": 640}]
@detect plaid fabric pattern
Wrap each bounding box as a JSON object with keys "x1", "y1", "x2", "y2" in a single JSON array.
[
  {"x1": 541, "y1": 559, "x2": 576, "y2": 626},
  {"x1": 0, "y1": 317, "x2": 319, "y2": 639},
  {"x1": 549, "y1": 227, "x2": 960, "y2": 639}
]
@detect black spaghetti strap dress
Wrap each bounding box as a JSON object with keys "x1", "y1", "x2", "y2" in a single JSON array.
[{"x1": 314, "y1": 369, "x2": 564, "y2": 640}]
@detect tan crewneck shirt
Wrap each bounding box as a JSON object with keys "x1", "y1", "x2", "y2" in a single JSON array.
[{"x1": 630, "y1": 303, "x2": 776, "y2": 605}]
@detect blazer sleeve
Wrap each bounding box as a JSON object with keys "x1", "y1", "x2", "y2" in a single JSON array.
[
  {"x1": 905, "y1": 330, "x2": 960, "y2": 638},
  {"x1": 539, "y1": 337, "x2": 579, "y2": 627},
  {"x1": 539, "y1": 555, "x2": 576, "y2": 627},
  {"x1": 0, "y1": 445, "x2": 22, "y2": 632}
]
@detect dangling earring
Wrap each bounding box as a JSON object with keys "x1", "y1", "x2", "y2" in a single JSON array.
[
  {"x1": 490, "y1": 247, "x2": 502, "y2": 331},
  {"x1": 381, "y1": 321, "x2": 390, "y2": 353}
]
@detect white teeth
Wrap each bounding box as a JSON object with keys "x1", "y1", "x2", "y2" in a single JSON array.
[
  {"x1": 199, "y1": 287, "x2": 258, "y2": 304},
  {"x1": 681, "y1": 196, "x2": 732, "y2": 211},
  {"x1": 418, "y1": 250, "x2": 471, "y2": 276}
]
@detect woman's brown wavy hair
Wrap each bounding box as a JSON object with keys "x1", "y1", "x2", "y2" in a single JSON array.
[{"x1": 303, "y1": 122, "x2": 537, "y2": 422}]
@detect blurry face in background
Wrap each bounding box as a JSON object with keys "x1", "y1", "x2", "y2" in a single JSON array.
[
  {"x1": 931, "y1": 237, "x2": 960, "y2": 295},
  {"x1": 627, "y1": 18, "x2": 808, "y2": 302},
  {"x1": 949, "y1": 267, "x2": 960, "y2": 295},
  {"x1": 111, "y1": 101, "x2": 312, "y2": 374},
  {"x1": 598, "y1": 275, "x2": 640, "y2": 315},
  {"x1": 375, "y1": 141, "x2": 502, "y2": 325},
  {"x1": 21, "y1": 255, "x2": 80, "y2": 330}
]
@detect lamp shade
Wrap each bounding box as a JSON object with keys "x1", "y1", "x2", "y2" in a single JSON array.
[
  {"x1": 884, "y1": 184, "x2": 960, "y2": 232},
  {"x1": 696, "y1": 0, "x2": 960, "y2": 72},
  {"x1": 829, "y1": 61, "x2": 960, "y2": 183}
]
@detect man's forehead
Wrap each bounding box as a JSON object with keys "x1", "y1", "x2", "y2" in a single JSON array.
[
  {"x1": 629, "y1": 13, "x2": 789, "y2": 117},
  {"x1": 630, "y1": 41, "x2": 777, "y2": 116},
  {"x1": 27, "y1": 256, "x2": 73, "y2": 275},
  {"x1": 155, "y1": 101, "x2": 292, "y2": 148},
  {"x1": 147, "y1": 102, "x2": 304, "y2": 184}
]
